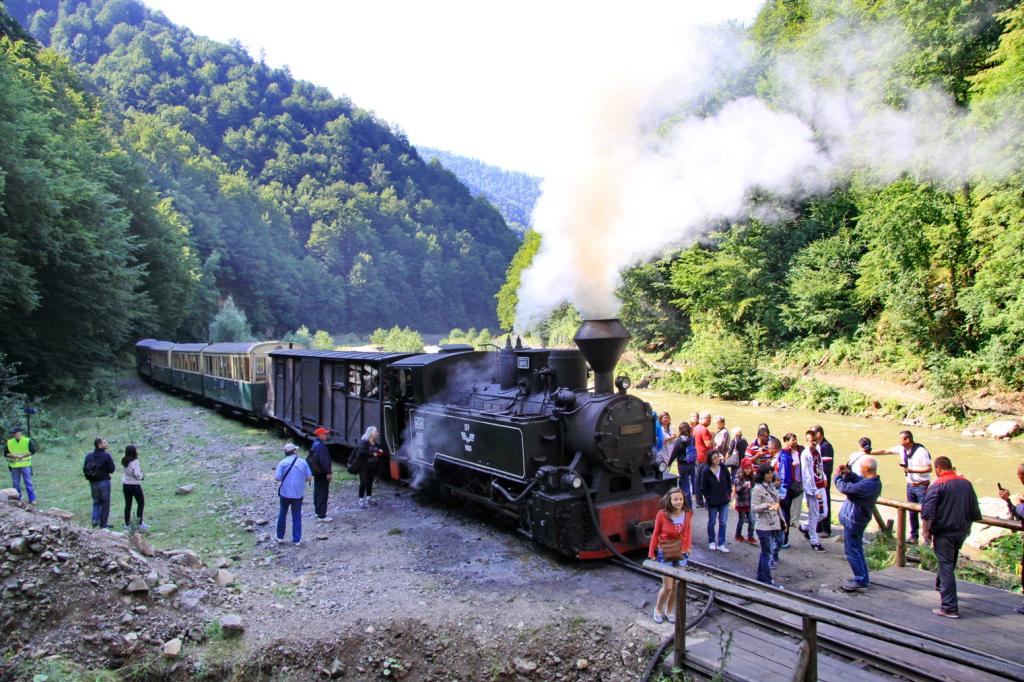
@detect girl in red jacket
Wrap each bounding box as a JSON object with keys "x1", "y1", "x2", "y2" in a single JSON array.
[{"x1": 648, "y1": 486, "x2": 693, "y2": 623}]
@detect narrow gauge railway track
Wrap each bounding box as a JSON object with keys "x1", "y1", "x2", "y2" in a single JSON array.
[{"x1": 610, "y1": 554, "x2": 1024, "y2": 682}]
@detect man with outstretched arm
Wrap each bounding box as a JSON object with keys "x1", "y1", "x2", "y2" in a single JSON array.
[
  {"x1": 869, "y1": 430, "x2": 932, "y2": 544},
  {"x1": 921, "y1": 456, "x2": 982, "y2": 619},
  {"x1": 997, "y1": 462, "x2": 1024, "y2": 615}
]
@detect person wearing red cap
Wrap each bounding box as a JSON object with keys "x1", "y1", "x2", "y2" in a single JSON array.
[
  {"x1": 310, "y1": 427, "x2": 333, "y2": 522},
  {"x1": 733, "y1": 457, "x2": 756, "y2": 544}
]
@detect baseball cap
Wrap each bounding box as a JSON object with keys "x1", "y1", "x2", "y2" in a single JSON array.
[
  {"x1": 313, "y1": 427, "x2": 330, "y2": 437},
  {"x1": 283, "y1": 442, "x2": 298, "y2": 453}
]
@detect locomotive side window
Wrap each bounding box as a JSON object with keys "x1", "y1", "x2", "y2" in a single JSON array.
[{"x1": 363, "y1": 364, "x2": 379, "y2": 399}]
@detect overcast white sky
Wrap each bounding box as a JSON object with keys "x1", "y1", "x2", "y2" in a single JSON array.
[{"x1": 143, "y1": 1, "x2": 764, "y2": 176}]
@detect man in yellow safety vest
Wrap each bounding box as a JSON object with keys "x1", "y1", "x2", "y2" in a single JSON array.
[{"x1": 4, "y1": 426, "x2": 37, "y2": 503}]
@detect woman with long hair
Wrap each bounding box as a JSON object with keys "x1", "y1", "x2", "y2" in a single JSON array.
[
  {"x1": 121, "y1": 445, "x2": 148, "y2": 531},
  {"x1": 701, "y1": 451, "x2": 733, "y2": 552},
  {"x1": 354, "y1": 426, "x2": 385, "y2": 508},
  {"x1": 647, "y1": 486, "x2": 692, "y2": 624}
]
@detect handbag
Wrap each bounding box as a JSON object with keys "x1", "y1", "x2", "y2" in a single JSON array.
[
  {"x1": 659, "y1": 538, "x2": 683, "y2": 562},
  {"x1": 723, "y1": 442, "x2": 740, "y2": 468}
]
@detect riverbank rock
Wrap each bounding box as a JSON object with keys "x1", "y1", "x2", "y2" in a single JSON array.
[
  {"x1": 162, "y1": 637, "x2": 182, "y2": 657},
  {"x1": 175, "y1": 484, "x2": 195, "y2": 495},
  {"x1": 987, "y1": 420, "x2": 1021, "y2": 439},
  {"x1": 1, "y1": 489, "x2": 20, "y2": 501},
  {"x1": 220, "y1": 614, "x2": 244, "y2": 635}
]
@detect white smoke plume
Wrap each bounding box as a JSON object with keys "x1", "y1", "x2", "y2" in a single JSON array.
[{"x1": 515, "y1": 10, "x2": 1021, "y2": 330}]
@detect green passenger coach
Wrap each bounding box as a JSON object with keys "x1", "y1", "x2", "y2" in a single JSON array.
[{"x1": 200, "y1": 341, "x2": 288, "y2": 413}]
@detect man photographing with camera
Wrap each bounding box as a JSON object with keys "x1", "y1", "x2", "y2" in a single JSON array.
[
  {"x1": 997, "y1": 462, "x2": 1024, "y2": 615},
  {"x1": 835, "y1": 457, "x2": 882, "y2": 592}
]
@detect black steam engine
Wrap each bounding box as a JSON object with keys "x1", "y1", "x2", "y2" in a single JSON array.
[
  {"x1": 382, "y1": 319, "x2": 672, "y2": 558},
  {"x1": 138, "y1": 319, "x2": 673, "y2": 559}
]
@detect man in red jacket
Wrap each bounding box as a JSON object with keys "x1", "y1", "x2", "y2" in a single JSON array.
[{"x1": 921, "y1": 456, "x2": 982, "y2": 619}]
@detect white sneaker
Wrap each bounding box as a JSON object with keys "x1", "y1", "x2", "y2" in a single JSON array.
[
  {"x1": 718, "y1": 545, "x2": 731, "y2": 553},
  {"x1": 317, "y1": 516, "x2": 333, "y2": 522},
  {"x1": 276, "y1": 537, "x2": 285, "y2": 544},
  {"x1": 359, "y1": 498, "x2": 367, "y2": 508},
  {"x1": 709, "y1": 543, "x2": 718, "y2": 551},
  {"x1": 367, "y1": 497, "x2": 377, "y2": 506},
  {"x1": 293, "y1": 539, "x2": 301, "y2": 546}
]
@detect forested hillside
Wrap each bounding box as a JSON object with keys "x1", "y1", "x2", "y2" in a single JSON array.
[
  {"x1": 417, "y1": 146, "x2": 541, "y2": 233},
  {"x1": 5, "y1": 0, "x2": 519, "y2": 343},
  {"x1": 503, "y1": 0, "x2": 1024, "y2": 413}
]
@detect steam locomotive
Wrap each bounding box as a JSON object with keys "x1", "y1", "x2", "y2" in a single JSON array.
[{"x1": 136, "y1": 320, "x2": 672, "y2": 558}]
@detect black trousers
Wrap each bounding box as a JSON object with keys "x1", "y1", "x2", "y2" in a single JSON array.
[
  {"x1": 359, "y1": 461, "x2": 378, "y2": 498},
  {"x1": 313, "y1": 474, "x2": 330, "y2": 517},
  {"x1": 122, "y1": 483, "x2": 145, "y2": 526},
  {"x1": 934, "y1": 533, "x2": 967, "y2": 614}
]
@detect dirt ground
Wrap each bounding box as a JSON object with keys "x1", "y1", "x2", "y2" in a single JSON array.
[{"x1": 0, "y1": 379, "x2": 897, "y2": 681}]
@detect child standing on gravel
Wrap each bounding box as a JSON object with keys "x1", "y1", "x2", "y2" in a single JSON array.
[
  {"x1": 121, "y1": 445, "x2": 148, "y2": 531},
  {"x1": 732, "y1": 458, "x2": 755, "y2": 545}
]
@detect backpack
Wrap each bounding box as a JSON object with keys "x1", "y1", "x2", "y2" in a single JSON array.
[
  {"x1": 83, "y1": 452, "x2": 104, "y2": 482},
  {"x1": 684, "y1": 443, "x2": 697, "y2": 465},
  {"x1": 306, "y1": 449, "x2": 321, "y2": 476},
  {"x1": 346, "y1": 448, "x2": 362, "y2": 475}
]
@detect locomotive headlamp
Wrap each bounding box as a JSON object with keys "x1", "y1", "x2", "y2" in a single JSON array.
[
  {"x1": 615, "y1": 375, "x2": 630, "y2": 391},
  {"x1": 658, "y1": 461, "x2": 667, "y2": 473},
  {"x1": 562, "y1": 472, "x2": 584, "y2": 490}
]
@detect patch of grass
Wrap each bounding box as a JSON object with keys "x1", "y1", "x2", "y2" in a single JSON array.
[
  {"x1": 26, "y1": 375, "x2": 268, "y2": 561},
  {"x1": 866, "y1": 533, "x2": 896, "y2": 571},
  {"x1": 271, "y1": 584, "x2": 296, "y2": 599},
  {"x1": 14, "y1": 655, "x2": 121, "y2": 682},
  {"x1": 386, "y1": 527, "x2": 403, "y2": 535}
]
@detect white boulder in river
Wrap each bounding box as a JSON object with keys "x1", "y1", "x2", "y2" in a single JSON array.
[{"x1": 987, "y1": 420, "x2": 1021, "y2": 438}]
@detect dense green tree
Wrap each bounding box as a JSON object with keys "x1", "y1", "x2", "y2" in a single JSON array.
[
  {"x1": 495, "y1": 230, "x2": 541, "y2": 331},
  {"x1": 208, "y1": 296, "x2": 254, "y2": 342}
]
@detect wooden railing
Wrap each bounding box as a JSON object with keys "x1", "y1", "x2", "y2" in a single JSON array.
[{"x1": 873, "y1": 496, "x2": 1023, "y2": 568}]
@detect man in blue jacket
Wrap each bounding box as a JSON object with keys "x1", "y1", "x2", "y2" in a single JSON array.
[
  {"x1": 311, "y1": 427, "x2": 333, "y2": 523},
  {"x1": 835, "y1": 456, "x2": 882, "y2": 592}
]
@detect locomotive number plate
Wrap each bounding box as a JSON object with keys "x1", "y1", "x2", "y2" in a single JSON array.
[{"x1": 619, "y1": 424, "x2": 643, "y2": 435}]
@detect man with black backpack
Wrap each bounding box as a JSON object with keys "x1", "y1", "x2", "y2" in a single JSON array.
[{"x1": 83, "y1": 438, "x2": 116, "y2": 529}]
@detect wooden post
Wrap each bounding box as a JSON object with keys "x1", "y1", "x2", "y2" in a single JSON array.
[
  {"x1": 674, "y1": 579, "x2": 687, "y2": 669},
  {"x1": 871, "y1": 505, "x2": 888, "y2": 533},
  {"x1": 801, "y1": 615, "x2": 818, "y2": 682},
  {"x1": 896, "y1": 508, "x2": 907, "y2": 567}
]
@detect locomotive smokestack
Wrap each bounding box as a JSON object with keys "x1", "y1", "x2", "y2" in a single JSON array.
[{"x1": 573, "y1": 319, "x2": 629, "y2": 394}]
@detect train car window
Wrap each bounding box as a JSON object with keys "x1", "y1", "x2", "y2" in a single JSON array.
[
  {"x1": 348, "y1": 366, "x2": 362, "y2": 397},
  {"x1": 363, "y1": 364, "x2": 379, "y2": 399},
  {"x1": 254, "y1": 356, "x2": 267, "y2": 380}
]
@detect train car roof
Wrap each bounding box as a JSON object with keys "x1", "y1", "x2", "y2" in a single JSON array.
[
  {"x1": 268, "y1": 349, "x2": 417, "y2": 363},
  {"x1": 149, "y1": 341, "x2": 176, "y2": 351},
  {"x1": 389, "y1": 350, "x2": 490, "y2": 368},
  {"x1": 135, "y1": 338, "x2": 159, "y2": 349},
  {"x1": 170, "y1": 343, "x2": 209, "y2": 353},
  {"x1": 203, "y1": 341, "x2": 291, "y2": 355}
]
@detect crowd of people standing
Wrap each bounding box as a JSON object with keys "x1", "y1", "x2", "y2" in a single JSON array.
[{"x1": 649, "y1": 411, "x2": 1015, "y2": 621}]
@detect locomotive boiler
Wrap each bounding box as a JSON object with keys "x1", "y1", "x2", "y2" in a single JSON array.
[{"x1": 383, "y1": 319, "x2": 673, "y2": 558}]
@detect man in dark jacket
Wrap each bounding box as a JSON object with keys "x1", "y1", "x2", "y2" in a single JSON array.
[
  {"x1": 922, "y1": 456, "x2": 982, "y2": 619},
  {"x1": 311, "y1": 427, "x2": 333, "y2": 522},
  {"x1": 83, "y1": 438, "x2": 116, "y2": 529},
  {"x1": 835, "y1": 457, "x2": 882, "y2": 592}
]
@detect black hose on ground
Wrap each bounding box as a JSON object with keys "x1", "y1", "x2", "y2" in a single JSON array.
[{"x1": 579, "y1": 483, "x2": 718, "y2": 682}]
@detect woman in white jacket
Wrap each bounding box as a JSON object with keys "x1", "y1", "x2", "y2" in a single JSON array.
[
  {"x1": 799, "y1": 430, "x2": 826, "y2": 552},
  {"x1": 121, "y1": 445, "x2": 148, "y2": 531}
]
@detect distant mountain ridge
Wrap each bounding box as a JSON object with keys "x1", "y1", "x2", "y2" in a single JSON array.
[
  {"x1": 418, "y1": 146, "x2": 541, "y2": 234},
  {"x1": 6, "y1": 0, "x2": 520, "y2": 334}
]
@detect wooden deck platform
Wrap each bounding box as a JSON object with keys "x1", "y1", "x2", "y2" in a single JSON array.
[{"x1": 669, "y1": 565, "x2": 1024, "y2": 681}]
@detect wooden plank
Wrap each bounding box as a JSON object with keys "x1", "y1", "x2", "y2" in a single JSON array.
[
  {"x1": 677, "y1": 625, "x2": 891, "y2": 682},
  {"x1": 864, "y1": 567, "x2": 1024, "y2": 624},
  {"x1": 727, "y1": 598, "x2": 1010, "y2": 682}
]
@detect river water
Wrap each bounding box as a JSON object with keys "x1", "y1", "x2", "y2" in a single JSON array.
[{"x1": 635, "y1": 388, "x2": 1023, "y2": 499}]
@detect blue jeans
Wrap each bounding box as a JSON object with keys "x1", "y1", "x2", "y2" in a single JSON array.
[
  {"x1": 90, "y1": 479, "x2": 111, "y2": 528},
  {"x1": 707, "y1": 503, "x2": 729, "y2": 546},
  {"x1": 756, "y1": 529, "x2": 775, "y2": 583},
  {"x1": 10, "y1": 467, "x2": 35, "y2": 503},
  {"x1": 772, "y1": 529, "x2": 784, "y2": 562},
  {"x1": 734, "y1": 510, "x2": 754, "y2": 538},
  {"x1": 906, "y1": 483, "x2": 928, "y2": 539},
  {"x1": 676, "y1": 465, "x2": 695, "y2": 508},
  {"x1": 277, "y1": 496, "x2": 303, "y2": 543},
  {"x1": 842, "y1": 518, "x2": 869, "y2": 586}
]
